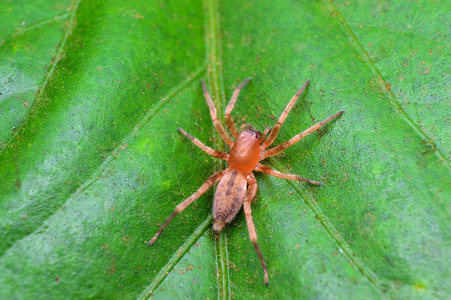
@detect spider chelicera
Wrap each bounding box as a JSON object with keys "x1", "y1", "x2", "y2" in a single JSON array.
[{"x1": 147, "y1": 78, "x2": 343, "y2": 286}]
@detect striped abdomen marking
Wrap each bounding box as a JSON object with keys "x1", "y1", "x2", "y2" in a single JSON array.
[{"x1": 213, "y1": 170, "x2": 247, "y2": 231}]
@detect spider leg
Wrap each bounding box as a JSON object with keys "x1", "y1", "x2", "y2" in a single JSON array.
[
  {"x1": 178, "y1": 128, "x2": 228, "y2": 160},
  {"x1": 258, "y1": 127, "x2": 272, "y2": 143},
  {"x1": 201, "y1": 79, "x2": 234, "y2": 146},
  {"x1": 148, "y1": 170, "x2": 226, "y2": 245},
  {"x1": 255, "y1": 163, "x2": 321, "y2": 185},
  {"x1": 225, "y1": 78, "x2": 252, "y2": 138},
  {"x1": 261, "y1": 110, "x2": 344, "y2": 159},
  {"x1": 261, "y1": 80, "x2": 310, "y2": 149},
  {"x1": 244, "y1": 173, "x2": 269, "y2": 286}
]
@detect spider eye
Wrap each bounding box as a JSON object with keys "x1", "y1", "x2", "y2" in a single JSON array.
[
  {"x1": 255, "y1": 131, "x2": 262, "y2": 139},
  {"x1": 243, "y1": 128, "x2": 261, "y2": 140}
]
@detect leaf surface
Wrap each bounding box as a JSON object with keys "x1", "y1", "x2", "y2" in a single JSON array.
[{"x1": 0, "y1": 0, "x2": 449, "y2": 299}]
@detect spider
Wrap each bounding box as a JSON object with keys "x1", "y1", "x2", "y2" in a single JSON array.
[{"x1": 147, "y1": 78, "x2": 343, "y2": 286}]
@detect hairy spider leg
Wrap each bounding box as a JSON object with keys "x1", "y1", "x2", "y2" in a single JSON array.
[
  {"x1": 225, "y1": 78, "x2": 252, "y2": 138},
  {"x1": 178, "y1": 128, "x2": 229, "y2": 160},
  {"x1": 262, "y1": 80, "x2": 310, "y2": 149},
  {"x1": 244, "y1": 173, "x2": 269, "y2": 286},
  {"x1": 255, "y1": 163, "x2": 321, "y2": 185},
  {"x1": 262, "y1": 110, "x2": 344, "y2": 159},
  {"x1": 201, "y1": 79, "x2": 234, "y2": 146},
  {"x1": 148, "y1": 170, "x2": 226, "y2": 246}
]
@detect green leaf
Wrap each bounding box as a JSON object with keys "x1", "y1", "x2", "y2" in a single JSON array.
[{"x1": 0, "y1": 0, "x2": 449, "y2": 299}]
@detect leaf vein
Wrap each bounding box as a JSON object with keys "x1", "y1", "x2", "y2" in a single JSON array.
[
  {"x1": 138, "y1": 217, "x2": 212, "y2": 299},
  {"x1": 324, "y1": 1, "x2": 447, "y2": 162},
  {"x1": 204, "y1": 0, "x2": 231, "y2": 298},
  {"x1": 0, "y1": 0, "x2": 80, "y2": 156},
  {"x1": 0, "y1": 66, "x2": 206, "y2": 258},
  {"x1": 270, "y1": 159, "x2": 385, "y2": 294},
  {"x1": 2, "y1": 11, "x2": 70, "y2": 42}
]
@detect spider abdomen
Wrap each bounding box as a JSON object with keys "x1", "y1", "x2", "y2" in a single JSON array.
[{"x1": 213, "y1": 169, "x2": 247, "y2": 232}]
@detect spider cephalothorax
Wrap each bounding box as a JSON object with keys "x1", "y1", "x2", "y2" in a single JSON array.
[
  {"x1": 228, "y1": 128, "x2": 262, "y2": 174},
  {"x1": 148, "y1": 78, "x2": 343, "y2": 286}
]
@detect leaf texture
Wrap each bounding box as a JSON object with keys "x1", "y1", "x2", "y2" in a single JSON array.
[{"x1": 0, "y1": 0, "x2": 449, "y2": 299}]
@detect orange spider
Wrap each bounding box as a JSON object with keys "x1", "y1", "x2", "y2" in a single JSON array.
[{"x1": 148, "y1": 78, "x2": 343, "y2": 286}]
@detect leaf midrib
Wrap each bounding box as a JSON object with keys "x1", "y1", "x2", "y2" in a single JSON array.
[{"x1": 204, "y1": 0, "x2": 231, "y2": 298}]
